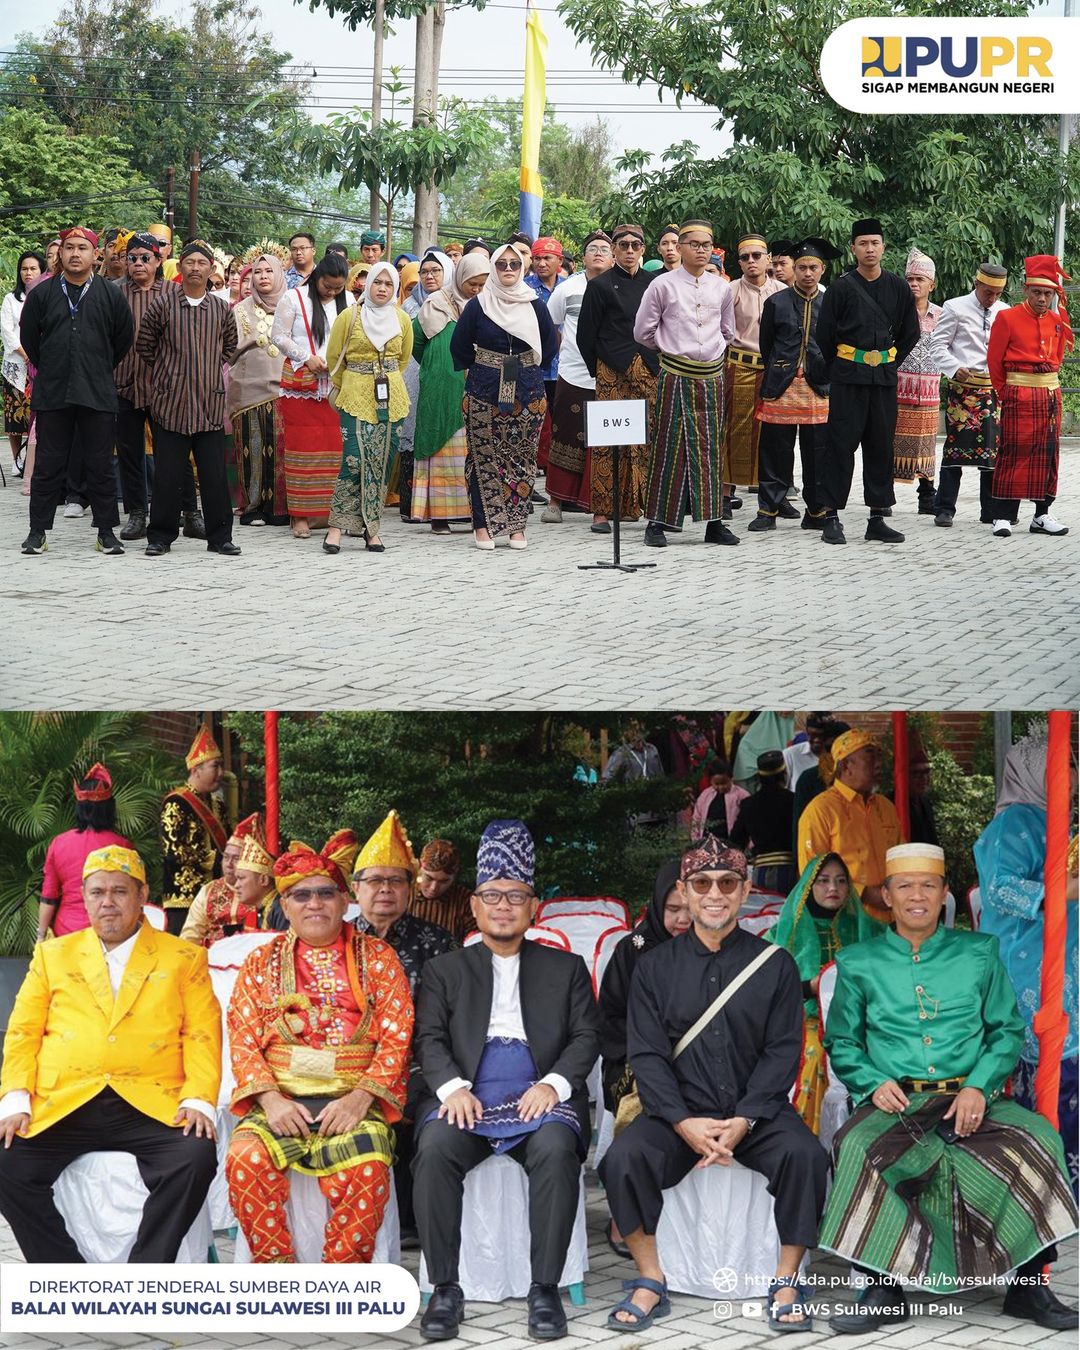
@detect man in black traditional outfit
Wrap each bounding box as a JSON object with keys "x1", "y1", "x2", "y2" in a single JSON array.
[
  {"x1": 599, "y1": 835, "x2": 828, "y2": 1334},
  {"x1": 19, "y1": 226, "x2": 134, "y2": 556},
  {"x1": 814, "y1": 218, "x2": 920, "y2": 545}
]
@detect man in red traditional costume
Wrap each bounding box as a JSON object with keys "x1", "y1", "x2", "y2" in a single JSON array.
[
  {"x1": 987, "y1": 254, "x2": 1073, "y2": 538},
  {"x1": 181, "y1": 812, "x2": 268, "y2": 946},
  {"x1": 224, "y1": 834, "x2": 414, "y2": 1262},
  {"x1": 160, "y1": 724, "x2": 229, "y2": 935}
]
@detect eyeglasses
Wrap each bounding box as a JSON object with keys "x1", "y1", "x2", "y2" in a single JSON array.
[
  {"x1": 495, "y1": 260, "x2": 522, "y2": 272},
  {"x1": 127, "y1": 254, "x2": 154, "y2": 264},
  {"x1": 358, "y1": 874, "x2": 410, "y2": 891},
  {"x1": 896, "y1": 1111, "x2": 926, "y2": 1146},
  {"x1": 288, "y1": 886, "x2": 340, "y2": 904},
  {"x1": 584, "y1": 245, "x2": 612, "y2": 256},
  {"x1": 682, "y1": 240, "x2": 713, "y2": 251},
  {"x1": 616, "y1": 239, "x2": 644, "y2": 250},
  {"x1": 419, "y1": 268, "x2": 442, "y2": 278},
  {"x1": 474, "y1": 888, "x2": 535, "y2": 906},
  {"x1": 738, "y1": 251, "x2": 766, "y2": 262},
  {"x1": 686, "y1": 873, "x2": 744, "y2": 896}
]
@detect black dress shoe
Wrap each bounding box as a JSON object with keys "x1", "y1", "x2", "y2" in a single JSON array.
[
  {"x1": 917, "y1": 500, "x2": 937, "y2": 515},
  {"x1": 865, "y1": 515, "x2": 905, "y2": 542},
  {"x1": 704, "y1": 520, "x2": 739, "y2": 545},
  {"x1": 747, "y1": 513, "x2": 776, "y2": 532},
  {"x1": 776, "y1": 499, "x2": 800, "y2": 519},
  {"x1": 822, "y1": 516, "x2": 846, "y2": 544},
  {"x1": 644, "y1": 523, "x2": 667, "y2": 548},
  {"x1": 829, "y1": 1283, "x2": 909, "y2": 1334},
  {"x1": 420, "y1": 1283, "x2": 465, "y2": 1342},
  {"x1": 590, "y1": 520, "x2": 612, "y2": 534},
  {"x1": 728, "y1": 495, "x2": 743, "y2": 509},
  {"x1": 1003, "y1": 1280, "x2": 1079, "y2": 1330},
  {"x1": 530, "y1": 488, "x2": 548, "y2": 505},
  {"x1": 144, "y1": 540, "x2": 170, "y2": 557},
  {"x1": 527, "y1": 1283, "x2": 567, "y2": 1341},
  {"x1": 322, "y1": 540, "x2": 340, "y2": 555},
  {"x1": 208, "y1": 541, "x2": 242, "y2": 556},
  {"x1": 801, "y1": 512, "x2": 826, "y2": 530},
  {"x1": 120, "y1": 512, "x2": 147, "y2": 540},
  {"x1": 934, "y1": 510, "x2": 954, "y2": 527},
  {"x1": 182, "y1": 510, "x2": 207, "y2": 539}
]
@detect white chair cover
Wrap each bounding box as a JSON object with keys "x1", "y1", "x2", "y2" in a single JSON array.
[
  {"x1": 816, "y1": 961, "x2": 850, "y2": 1150},
  {"x1": 208, "y1": 930, "x2": 277, "y2": 1109},
  {"x1": 417, "y1": 1153, "x2": 588, "y2": 1301},
  {"x1": 231, "y1": 1165, "x2": 400, "y2": 1264},
  {"x1": 538, "y1": 912, "x2": 628, "y2": 973},
  {"x1": 738, "y1": 912, "x2": 777, "y2": 937},
  {"x1": 537, "y1": 897, "x2": 629, "y2": 926},
  {"x1": 593, "y1": 1106, "x2": 616, "y2": 1168},
  {"x1": 53, "y1": 1151, "x2": 213, "y2": 1262},
  {"x1": 591, "y1": 923, "x2": 627, "y2": 997},
  {"x1": 142, "y1": 903, "x2": 167, "y2": 930},
  {"x1": 944, "y1": 890, "x2": 957, "y2": 929},
  {"x1": 656, "y1": 1162, "x2": 780, "y2": 1299},
  {"x1": 526, "y1": 925, "x2": 571, "y2": 949},
  {"x1": 968, "y1": 886, "x2": 983, "y2": 929}
]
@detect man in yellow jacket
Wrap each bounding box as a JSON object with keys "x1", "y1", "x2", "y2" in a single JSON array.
[{"x1": 0, "y1": 845, "x2": 222, "y2": 1262}]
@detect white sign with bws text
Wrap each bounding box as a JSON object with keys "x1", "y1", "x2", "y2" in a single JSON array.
[{"x1": 585, "y1": 399, "x2": 647, "y2": 447}]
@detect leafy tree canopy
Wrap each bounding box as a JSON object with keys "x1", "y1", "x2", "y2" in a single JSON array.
[{"x1": 560, "y1": 0, "x2": 1080, "y2": 299}]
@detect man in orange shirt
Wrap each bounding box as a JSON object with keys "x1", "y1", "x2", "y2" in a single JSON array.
[
  {"x1": 796, "y1": 730, "x2": 904, "y2": 921},
  {"x1": 987, "y1": 254, "x2": 1073, "y2": 538}
]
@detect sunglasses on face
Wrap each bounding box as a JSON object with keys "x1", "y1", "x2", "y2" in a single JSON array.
[
  {"x1": 686, "y1": 873, "x2": 744, "y2": 896},
  {"x1": 127, "y1": 254, "x2": 154, "y2": 264},
  {"x1": 739, "y1": 251, "x2": 766, "y2": 262},
  {"x1": 616, "y1": 239, "x2": 644, "y2": 250},
  {"x1": 495, "y1": 259, "x2": 522, "y2": 272}
]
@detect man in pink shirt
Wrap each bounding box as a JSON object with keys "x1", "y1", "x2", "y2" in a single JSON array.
[
  {"x1": 37, "y1": 764, "x2": 133, "y2": 940},
  {"x1": 633, "y1": 220, "x2": 738, "y2": 547}
]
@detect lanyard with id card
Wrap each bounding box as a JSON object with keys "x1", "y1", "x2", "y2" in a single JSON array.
[
  {"x1": 374, "y1": 371, "x2": 390, "y2": 423},
  {"x1": 498, "y1": 352, "x2": 520, "y2": 412}
]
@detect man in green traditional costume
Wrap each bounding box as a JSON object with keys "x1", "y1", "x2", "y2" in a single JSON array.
[{"x1": 823, "y1": 843, "x2": 1078, "y2": 1333}]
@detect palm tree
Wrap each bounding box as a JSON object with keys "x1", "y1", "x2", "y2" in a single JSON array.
[{"x1": 0, "y1": 713, "x2": 175, "y2": 955}]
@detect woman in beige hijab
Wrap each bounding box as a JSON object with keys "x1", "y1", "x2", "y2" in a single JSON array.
[{"x1": 228, "y1": 253, "x2": 288, "y2": 525}]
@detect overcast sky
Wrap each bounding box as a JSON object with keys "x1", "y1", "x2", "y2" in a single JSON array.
[{"x1": 0, "y1": 0, "x2": 728, "y2": 164}]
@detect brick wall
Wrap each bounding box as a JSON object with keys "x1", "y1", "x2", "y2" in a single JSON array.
[{"x1": 141, "y1": 711, "x2": 204, "y2": 757}]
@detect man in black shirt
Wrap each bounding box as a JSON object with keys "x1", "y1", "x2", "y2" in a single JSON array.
[
  {"x1": 19, "y1": 226, "x2": 134, "y2": 555},
  {"x1": 599, "y1": 835, "x2": 827, "y2": 1333},
  {"x1": 815, "y1": 219, "x2": 920, "y2": 545}
]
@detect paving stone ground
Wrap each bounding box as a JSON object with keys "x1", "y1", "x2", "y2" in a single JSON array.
[
  {"x1": 3, "y1": 445, "x2": 1079, "y2": 711},
  {"x1": 0, "y1": 1156, "x2": 1075, "y2": 1350}
]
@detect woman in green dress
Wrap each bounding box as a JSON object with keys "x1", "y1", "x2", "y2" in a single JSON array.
[{"x1": 324, "y1": 261, "x2": 413, "y2": 554}]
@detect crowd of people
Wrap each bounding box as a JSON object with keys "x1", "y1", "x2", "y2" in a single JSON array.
[
  {"x1": 0, "y1": 719, "x2": 1075, "y2": 1340},
  {"x1": 4, "y1": 217, "x2": 1073, "y2": 560}
]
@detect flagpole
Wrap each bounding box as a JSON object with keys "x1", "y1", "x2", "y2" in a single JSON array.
[{"x1": 520, "y1": 0, "x2": 547, "y2": 237}]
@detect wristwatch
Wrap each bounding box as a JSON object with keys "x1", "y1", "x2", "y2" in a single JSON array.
[{"x1": 744, "y1": 1117, "x2": 758, "y2": 1133}]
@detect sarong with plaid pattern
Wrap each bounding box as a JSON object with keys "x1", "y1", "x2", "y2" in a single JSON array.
[{"x1": 645, "y1": 354, "x2": 725, "y2": 527}]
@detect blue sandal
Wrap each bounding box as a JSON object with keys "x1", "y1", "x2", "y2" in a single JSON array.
[
  {"x1": 605, "y1": 1276, "x2": 671, "y2": 1332},
  {"x1": 768, "y1": 1276, "x2": 814, "y2": 1334}
]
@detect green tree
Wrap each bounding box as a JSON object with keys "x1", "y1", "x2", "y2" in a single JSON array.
[
  {"x1": 0, "y1": 713, "x2": 177, "y2": 956},
  {"x1": 1, "y1": 0, "x2": 308, "y2": 245},
  {"x1": 476, "y1": 168, "x2": 600, "y2": 255},
  {"x1": 560, "y1": 0, "x2": 1080, "y2": 300},
  {"x1": 226, "y1": 712, "x2": 684, "y2": 912}
]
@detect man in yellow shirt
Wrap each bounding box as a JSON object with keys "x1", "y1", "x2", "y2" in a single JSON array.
[
  {"x1": 0, "y1": 845, "x2": 221, "y2": 1262},
  {"x1": 796, "y1": 730, "x2": 904, "y2": 920}
]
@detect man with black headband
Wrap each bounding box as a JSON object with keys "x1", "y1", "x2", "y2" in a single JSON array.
[
  {"x1": 752, "y1": 237, "x2": 840, "y2": 532},
  {"x1": 599, "y1": 835, "x2": 827, "y2": 1333},
  {"x1": 769, "y1": 239, "x2": 796, "y2": 286},
  {"x1": 814, "y1": 218, "x2": 920, "y2": 544},
  {"x1": 136, "y1": 239, "x2": 240, "y2": 557},
  {"x1": 634, "y1": 219, "x2": 738, "y2": 547},
  {"x1": 576, "y1": 223, "x2": 659, "y2": 529},
  {"x1": 656, "y1": 225, "x2": 681, "y2": 273},
  {"x1": 113, "y1": 231, "x2": 167, "y2": 540}
]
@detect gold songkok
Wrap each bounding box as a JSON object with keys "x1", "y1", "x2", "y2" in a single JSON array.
[
  {"x1": 83, "y1": 846, "x2": 146, "y2": 884},
  {"x1": 354, "y1": 810, "x2": 419, "y2": 877},
  {"x1": 235, "y1": 833, "x2": 275, "y2": 878},
  {"x1": 885, "y1": 843, "x2": 946, "y2": 877}
]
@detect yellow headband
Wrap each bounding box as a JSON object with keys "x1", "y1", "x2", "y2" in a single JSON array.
[
  {"x1": 738, "y1": 234, "x2": 768, "y2": 251},
  {"x1": 975, "y1": 269, "x2": 1007, "y2": 288},
  {"x1": 83, "y1": 846, "x2": 146, "y2": 884}
]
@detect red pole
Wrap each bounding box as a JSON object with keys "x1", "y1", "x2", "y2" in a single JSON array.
[
  {"x1": 892, "y1": 712, "x2": 910, "y2": 840},
  {"x1": 264, "y1": 712, "x2": 280, "y2": 855},
  {"x1": 1034, "y1": 710, "x2": 1070, "y2": 1127}
]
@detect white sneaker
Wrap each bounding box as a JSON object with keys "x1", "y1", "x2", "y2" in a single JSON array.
[
  {"x1": 540, "y1": 502, "x2": 562, "y2": 523},
  {"x1": 1030, "y1": 513, "x2": 1069, "y2": 536},
  {"x1": 991, "y1": 519, "x2": 1012, "y2": 537},
  {"x1": 63, "y1": 502, "x2": 86, "y2": 519}
]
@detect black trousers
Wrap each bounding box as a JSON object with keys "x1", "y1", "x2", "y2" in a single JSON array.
[
  {"x1": 393, "y1": 1118, "x2": 417, "y2": 1235},
  {"x1": 165, "y1": 907, "x2": 187, "y2": 936},
  {"x1": 758, "y1": 422, "x2": 824, "y2": 515},
  {"x1": 116, "y1": 399, "x2": 199, "y2": 515},
  {"x1": 30, "y1": 406, "x2": 119, "y2": 533},
  {"x1": 412, "y1": 1120, "x2": 581, "y2": 1285},
  {"x1": 934, "y1": 465, "x2": 1007, "y2": 521},
  {"x1": 0, "y1": 1088, "x2": 216, "y2": 1263},
  {"x1": 818, "y1": 383, "x2": 897, "y2": 511},
  {"x1": 147, "y1": 425, "x2": 232, "y2": 548},
  {"x1": 598, "y1": 1106, "x2": 828, "y2": 1250}
]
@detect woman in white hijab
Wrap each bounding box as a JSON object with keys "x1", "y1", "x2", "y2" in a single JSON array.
[
  {"x1": 323, "y1": 260, "x2": 414, "y2": 554},
  {"x1": 448, "y1": 242, "x2": 558, "y2": 550},
  {"x1": 410, "y1": 251, "x2": 490, "y2": 532}
]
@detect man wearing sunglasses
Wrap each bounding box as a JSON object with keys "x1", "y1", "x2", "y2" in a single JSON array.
[
  {"x1": 113, "y1": 232, "x2": 167, "y2": 540},
  {"x1": 412, "y1": 819, "x2": 599, "y2": 1342},
  {"x1": 599, "y1": 834, "x2": 827, "y2": 1333}
]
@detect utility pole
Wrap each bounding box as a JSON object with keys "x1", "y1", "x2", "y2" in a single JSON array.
[
  {"x1": 370, "y1": 0, "x2": 385, "y2": 232},
  {"x1": 188, "y1": 150, "x2": 200, "y2": 239},
  {"x1": 165, "y1": 166, "x2": 175, "y2": 232}
]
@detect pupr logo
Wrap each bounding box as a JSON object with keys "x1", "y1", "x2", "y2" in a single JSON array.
[
  {"x1": 860, "y1": 35, "x2": 1052, "y2": 80},
  {"x1": 861, "y1": 37, "x2": 901, "y2": 78}
]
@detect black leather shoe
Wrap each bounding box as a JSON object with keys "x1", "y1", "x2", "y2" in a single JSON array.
[
  {"x1": 590, "y1": 520, "x2": 612, "y2": 534},
  {"x1": 208, "y1": 541, "x2": 241, "y2": 556},
  {"x1": 120, "y1": 512, "x2": 146, "y2": 540},
  {"x1": 527, "y1": 1283, "x2": 567, "y2": 1341},
  {"x1": 644, "y1": 523, "x2": 667, "y2": 548},
  {"x1": 801, "y1": 512, "x2": 826, "y2": 530},
  {"x1": 704, "y1": 520, "x2": 739, "y2": 545},
  {"x1": 822, "y1": 516, "x2": 846, "y2": 544},
  {"x1": 183, "y1": 510, "x2": 207, "y2": 539},
  {"x1": 144, "y1": 540, "x2": 170, "y2": 557},
  {"x1": 865, "y1": 515, "x2": 905, "y2": 543},
  {"x1": 747, "y1": 513, "x2": 775, "y2": 532},
  {"x1": 829, "y1": 1283, "x2": 909, "y2": 1334},
  {"x1": 1003, "y1": 1280, "x2": 1079, "y2": 1330},
  {"x1": 934, "y1": 511, "x2": 953, "y2": 527},
  {"x1": 420, "y1": 1283, "x2": 465, "y2": 1341},
  {"x1": 322, "y1": 540, "x2": 341, "y2": 555},
  {"x1": 728, "y1": 495, "x2": 743, "y2": 509},
  {"x1": 776, "y1": 499, "x2": 800, "y2": 519}
]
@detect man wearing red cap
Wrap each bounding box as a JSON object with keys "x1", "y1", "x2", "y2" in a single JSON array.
[
  {"x1": 987, "y1": 254, "x2": 1073, "y2": 537},
  {"x1": 18, "y1": 226, "x2": 134, "y2": 556}
]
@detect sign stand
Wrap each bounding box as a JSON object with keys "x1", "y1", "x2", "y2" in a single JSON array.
[{"x1": 578, "y1": 398, "x2": 656, "y2": 574}]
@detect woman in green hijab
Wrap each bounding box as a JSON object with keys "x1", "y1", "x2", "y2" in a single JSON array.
[{"x1": 766, "y1": 852, "x2": 879, "y2": 1134}]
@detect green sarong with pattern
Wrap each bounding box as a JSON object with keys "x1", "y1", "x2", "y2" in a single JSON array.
[{"x1": 232, "y1": 1100, "x2": 395, "y2": 1177}]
